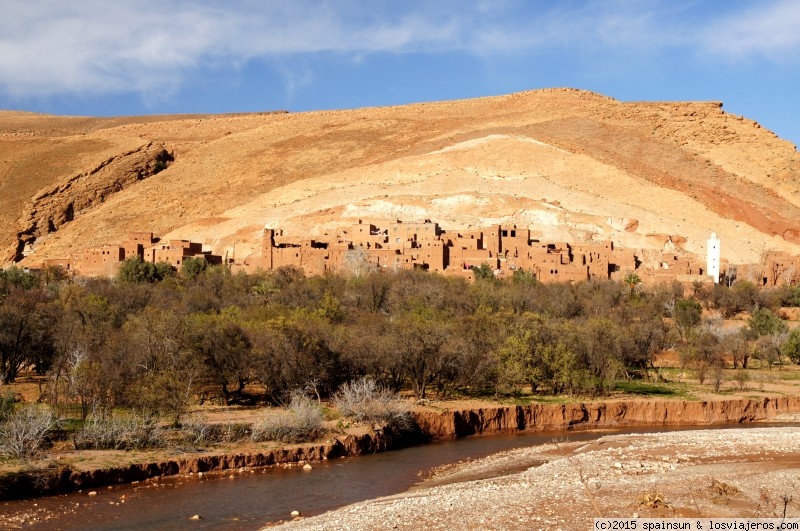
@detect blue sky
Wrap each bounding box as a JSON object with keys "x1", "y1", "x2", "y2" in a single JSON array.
[{"x1": 1, "y1": 1, "x2": 799, "y2": 147}]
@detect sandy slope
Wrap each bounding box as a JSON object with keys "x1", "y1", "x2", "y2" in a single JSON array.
[{"x1": 2, "y1": 89, "x2": 799, "y2": 266}]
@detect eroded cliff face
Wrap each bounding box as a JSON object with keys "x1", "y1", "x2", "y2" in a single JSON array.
[
  {"x1": 412, "y1": 396, "x2": 800, "y2": 440},
  {"x1": 2, "y1": 397, "x2": 798, "y2": 500},
  {"x1": 9, "y1": 143, "x2": 173, "y2": 262}
]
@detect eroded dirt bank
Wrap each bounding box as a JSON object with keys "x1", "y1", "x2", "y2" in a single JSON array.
[
  {"x1": 0, "y1": 432, "x2": 392, "y2": 501},
  {"x1": 3, "y1": 396, "x2": 799, "y2": 500},
  {"x1": 413, "y1": 396, "x2": 800, "y2": 439}
]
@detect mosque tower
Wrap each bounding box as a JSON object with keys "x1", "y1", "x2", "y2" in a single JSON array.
[{"x1": 707, "y1": 233, "x2": 720, "y2": 284}]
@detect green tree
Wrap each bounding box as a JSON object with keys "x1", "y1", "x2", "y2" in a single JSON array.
[
  {"x1": 580, "y1": 318, "x2": 625, "y2": 395},
  {"x1": 440, "y1": 308, "x2": 504, "y2": 395},
  {"x1": 154, "y1": 261, "x2": 175, "y2": 281},
  {"x1": 781, "y1": 328, "x2": 800, "y2": 364},
  {"x1": 495, "y1": 312, "x2": 549, "y2": 394},
  {"x1": 673, "y1": 299, "x2": 702, "y2": 341},
  {"x1": 625, "y1": 317, "x2": 670, "y2": 371},
  {"x1": 747, "y1": 307, "x2": 787, "y2": 338},
  {"x1": 391, "y1": 306, "x2": 451, "y2": 399},
  {"x1": 46, "y1": 290, "x2": 127, "y2": 419},
  {"x1": 0, "y1": 290, "x2": 54, "y2": 384},
  {"x1": 121, "y1": 306, "x2": 200, "y2": 424},
  {"x1": 472, "y1": 263, "x2": 496, "y2": 283},
  {"x1": 690, "y1": 330, "x2": 724, "y2": 384},
  {"x1": 623, "y1": 273, "x2": 642, "y2": 298},
  {"x1": 188, "y1": 310, "x2": 253, "y2": 404},
  {"x1": 181, "y1": 257, "x2": 208, "y2": 280},
  {"x1": 512, "y1": 268, "x2": 536, "y2": 286},
  {"x1": 249, "y1": 310, "x2": 347, "y2": 404},
  {"x1": 0, "y1": 266, "x2": 39, "y2": 293},
  {"x1": 117, "y1": 258, "x2": 174, "y2": 283},
  {"x1": 117, "y1": 258, "x2": 158, "y2": 283}
]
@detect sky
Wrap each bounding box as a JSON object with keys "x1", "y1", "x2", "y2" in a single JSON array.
[{"x1": 1, "y1": 0, "x2": 799, "y2": 148}]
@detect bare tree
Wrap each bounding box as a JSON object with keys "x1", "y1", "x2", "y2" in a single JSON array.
[
  {"x1": 343, "y1": 248, "x2": 376, "y2": 277},
  {"x1": 780, "y1": 264, "x2": 797, "y2": 286}
]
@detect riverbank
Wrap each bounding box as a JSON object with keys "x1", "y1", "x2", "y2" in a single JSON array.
[
  {"x1": 2, "y1": 395, "x2": 799, "y2": 501},
  {"x1": 276, "y1": 426, "x2": 800, "y2": 530}
]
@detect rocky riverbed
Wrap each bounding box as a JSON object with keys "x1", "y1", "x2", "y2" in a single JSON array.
[{"x1": 275, "y1": 426, "x2": 800, "y2": 530}]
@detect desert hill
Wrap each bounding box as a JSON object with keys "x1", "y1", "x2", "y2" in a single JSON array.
[{"x1": 1, "y1": 88, "x2": 799, "y2": 269}]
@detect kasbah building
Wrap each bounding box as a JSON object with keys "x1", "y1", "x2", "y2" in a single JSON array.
[{"x1": 39, "y1": 219, "x2": 800, "y2": 288}]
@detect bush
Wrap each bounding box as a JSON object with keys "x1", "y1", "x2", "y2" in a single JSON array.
[
  {"x1": 73, "y1": 413, "x2": 165, "y2": 450},
  {"x1": 117, "y1": 258, "x2": 174, "y2": 283},
  {"x1": 734, "y1": 369, "x2": 750, "y2": 390},
  {"x1": 251, "y1": 393, "x2": 324, "y2": 443},
  {"x1": 472, "y1": 263, "x2": 496, "y2": 282},
  {"x1": 780, "y1": 329, "x2": 800, "y2": 364},
  {"x1": 181, "y1": 257, "x2": 208, "y2": 280},
  {"x1": 0, "y1": 404, "x2": 57, "y2": 459},
  {"x1": 181, "y1": 415, "x2": 249, "y2": 445},
  {"x1": 333, "y1": 377, "x2": 413, "y2": 431},
  {"x1": 0, "y1": 392, "x2": 15, "y2": 422}
]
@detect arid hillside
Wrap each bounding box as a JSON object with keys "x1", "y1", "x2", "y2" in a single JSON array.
[{"x1": 2, "y1": 88, "x2": 799, "y2": 268}]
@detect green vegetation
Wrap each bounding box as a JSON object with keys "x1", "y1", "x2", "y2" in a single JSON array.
[
  {"x1": 674, "y1": 298, "x2": 702, "y2": 340},
  {"x1": 623, "y1": 272, "x2": 641, "y2": 298},
  {"x1": 2, "y1": 264, "x2": 800, "y2": 461},
  {"x1": 781, "y1": 329, "x2": 800, "y2": 365},
  {"x1": 181, "y1": 256, "x2": 208, "y2": 280},
  {"x1": 472, "y1": 263, "x2": 496, "y2": 282},
  {"x1": 117, "y1": 257, "x2": 174, "y2": 283}
]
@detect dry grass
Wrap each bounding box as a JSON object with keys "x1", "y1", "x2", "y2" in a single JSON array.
[
  {"x1": 333, "y1": 377, "x2": 413, "y2": 431},
  {"x1": 251, "y1": 394, "x2": 325, "y2": 444}
]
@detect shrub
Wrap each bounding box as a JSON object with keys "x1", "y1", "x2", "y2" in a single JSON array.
[
  {"x1": 711, "y1": 366, "x2": 724, "y2": 392},
  {"x1": 73, "y1": 413, "x2": 165, "y2": 450},
  {"x1": 181, "y1": 257, "x2": 208, "y2": 280},
  {"x1": 0, "y1": 392, "x2": 15, "y2": 422},
  {"x1": 748, "y1": 307, "x2": 787, "y2": 338},
  {"x1": 333, "y1": 377, "x2": 413, "y2": 431},
  {"x1": 674, "y1": 299, "x2": 702, "y2": 340},
  {"x1": 780, "y1": 329, "x2": 800, "y2": 364},
  {"x1": 117, "y1": 258, "x2": 174, "y2": 283},
  {"x1": 0, "y1": 404, "x2": 58, "y2": 459},
  {"x1": 251, "y1": 393, "x2": 324, "y2": 443},
  {"x1": 472, "y1": 263, "x2": 496, "y2": 282},
  {"x1": 734, "y1": 369, "x2": 750, "y2": 390},
  {"x1": 181, "y1": 415, "x2": 249, "y2": 445}
]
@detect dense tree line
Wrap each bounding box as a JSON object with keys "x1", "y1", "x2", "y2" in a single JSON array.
[{"x1": 2, "y1": 262, "x2": 800, "y2": 424}]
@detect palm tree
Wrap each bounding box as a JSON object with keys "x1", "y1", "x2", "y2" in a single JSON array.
[{"x1": 623, "y1": 272, "x2": 642, "y2": 298}]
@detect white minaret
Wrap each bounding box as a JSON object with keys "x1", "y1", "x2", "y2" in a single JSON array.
[{"x1": 707, "y1": 232, "x2": 720, "y2": 284}]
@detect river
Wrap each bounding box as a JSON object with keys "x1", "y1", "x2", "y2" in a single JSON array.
[{"x1": 0, "y1": 424, "x2": 793, "y2": 530}]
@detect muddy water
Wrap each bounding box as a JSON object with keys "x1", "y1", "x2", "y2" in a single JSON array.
[{"x1": 0, "y1": 424, "x2": 793, "y2": 530}]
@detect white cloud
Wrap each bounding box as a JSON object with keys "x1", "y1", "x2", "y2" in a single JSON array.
[
  {"x1": 702, "y1": 0, "x2": 800, "y2": 60},
  {"x1": 0, "y1": 1, "x2": 464, "y2": 99},
  {"x1": 0, "y1": 1, "x2": 796, "y2": 102}
]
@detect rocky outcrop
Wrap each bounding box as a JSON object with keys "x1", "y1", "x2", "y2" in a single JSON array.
[
  {"x1": 10, "y1": 143, "x2": 173, "y2": 262},
  {"x1": 1, "y1": 397, "x2": 798, "y2": 500}
]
